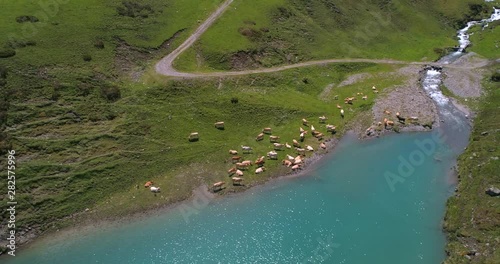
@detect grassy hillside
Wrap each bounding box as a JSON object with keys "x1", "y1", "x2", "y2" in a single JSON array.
[
  {"x1": 443, "y1": 69, "x2": 500, "y2": 263},
  {"x1": 173, "y1": 0, "x2": 491, "y2": 71}
]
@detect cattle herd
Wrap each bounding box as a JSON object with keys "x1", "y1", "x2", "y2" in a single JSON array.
[
  {"x1": 185, "y1": 87, "x2": 397, "y2": 193},
  {"x1": 191, "y1": 117, "x2": 341, "y2": 192}
]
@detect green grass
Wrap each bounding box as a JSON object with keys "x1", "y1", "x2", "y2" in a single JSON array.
[
  {"x1": 469, "y1": 20, "x2": 500, "y2": 59},
  {"x1": 443, "y1": 69, "x2": 500, "y2": 264},
  {"x1": 173, "y1": 0, "x2": 490, "y2": 72}
]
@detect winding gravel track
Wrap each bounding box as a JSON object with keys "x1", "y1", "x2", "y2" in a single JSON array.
[{"x1": 155, "y1": 0, "x2": 488, "y2": 78}]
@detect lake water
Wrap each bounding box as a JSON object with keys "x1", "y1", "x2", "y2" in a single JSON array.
[{"x1": 6, "y1": 125, "x2": 467, "y2": 263}]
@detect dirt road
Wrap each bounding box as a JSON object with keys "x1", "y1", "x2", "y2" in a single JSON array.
[{"x1": 155, "y1": 0, "x2": 490, "y2": 78}]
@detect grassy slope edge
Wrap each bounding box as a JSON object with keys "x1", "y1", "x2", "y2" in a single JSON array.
[{"x1": 444, "y1": 68, "x2": 500, "y2": 264}]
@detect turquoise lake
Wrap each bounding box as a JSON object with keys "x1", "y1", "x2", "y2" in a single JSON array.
[{"x1": 6, "y1": 128, "x2": 466, "y2": 264}]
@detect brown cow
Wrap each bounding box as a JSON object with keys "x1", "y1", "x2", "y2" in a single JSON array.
[
  {"x1": 255, "y1": 156, "x2": 265, "y2": 166},
  {"x1": 282, "y1": 160, "x2": 293, "y2": 167},
  {"x1": 229, "y1": 149, "x2": 238, "y2": 155},
  {"x1": 262, "y1": 127, "x2": 272, "y2": 134},
  {"x1": 232, "y1": 177, "x2": 243, "y2": 186},
  {"x1": 256, "y1": 133, "x2": 264, "y2": 141},
  {"x1": 212, "y1": 181, "x2": 225, "y2": 192},
  {"x1": 255, "y1": 167, "x2": 266, "y2": 174},
  {"x1": 320, "y1": 142, "x2": 327, "y2": 149},
  {"x1": 231, "y1": 156, "x2": 242, "y2": 163},
  {"x1": 236, "y1": 162, "x2": 250, "y2": 170},
  {"x1": 273, "y1": 143, "x2": 285, "y2": 151},
  {"x1": 293, "y1": 139, "x2": 301, "y2": 148},
  {"x1": 228, "y1": 167, "x2": 237, "y2": 176},
  {"x1": 270, "y1": 136, "x2": 280, "y2": 143}
]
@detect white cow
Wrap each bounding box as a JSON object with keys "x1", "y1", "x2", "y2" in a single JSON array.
[{"x1": 150, "y1": 186, "x2": 161, "y2": 193}]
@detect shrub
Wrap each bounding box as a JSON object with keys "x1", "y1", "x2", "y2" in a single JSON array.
[
  {"x1": 0, "y1": 66, "x2": 7, "y2": 79},
  {"x1": 16, "y1": 15, "x2": 39, "y2": 23},
  {"x1": 231, "y1": 97, "x2": 238, "y2": 104},
  {"x1": 116, "y1": 1, "x2": 154, "y2": 18},
  {"x1": 83, "y1": 54, "x2": 92, "y2": 62},
  {"x1": 0, "y1": 49, "x2": 16, "y2": 58},
  {"x1": 101, "y1": 86, "x2": 121, "y2": 102},
  {"x1": 491, "y1": 72, "x2": 500, "y2": 82},
  {"x1": 94, "y1": 40, "x2": 105, "y2": 49}
]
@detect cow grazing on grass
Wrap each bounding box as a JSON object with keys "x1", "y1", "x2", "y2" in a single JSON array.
[
  {"x1": 188, "y1": 132, "x2": 199, "y2": 142},
  {"x1": 232, "y1": 177, "x2": 243, "y2": 186},
  {"x1": 314, "y1": 132, "x2": 324, "y2": 139},
  {"x1": 292, "y1": 164, "x2": 302, "y2": 171},
  {"x1": 287, "y1": 154, "x2": 295, "y2": 161},
  {"x1": 255, "y1": 156, "x2": 265, "y2": 166},
  {"x1": 306, "y1": 145, "x2": 314, "y2": 152},
  {"x1": 255, "y1": 167, "x2": 266, "y2": 174},
  {"x1": 144, "y1": 181, "x2": 153, "y2": 188},
  {"x1": 229, "y1": 149, "x2": 238, "y2": 155},
  {"x1": 235, "y1": 170, "x2": 244, "y2": 177},
  {"x1": 256, "y1": 133, "x2": 264, "y2": 141},
  {"x1": 285, "y1": 142, "x2": 292, "y2": 149},
  {"x1": 296, "y1": 148, "x2": 306, "y2": 155},
  {"x1": 228, "y1": 167, "x2": 237, "y2": 176},
  {"x1": 311, "y1": 125, "x2": 316, "y2": 132},
  {"x1": 231, "y1": 156, "x2": 242, "y2": 163},
  {"x1": 319, "y1": 116, "x2": 328, "y2": 123},
  {"x1": 236, "y1": 162, "x2": 250, "y2": 170},
  {"x1": 267, "y1": 151, "x2": 278, "y2": 160},
  {"x1": 215, "y1": 122, "x2": 225, "y2": 130},
  {"x1": 344, "y1": 97, "x2": 355, "y2": 104},
  {"x1": 262, "y1": 127, "x2": 272, "y2": 134},
  {"x1": 212, "y1": 181, "x2": 225, "y2": 192},
  {"x1": 273, "y1": 143, "x2": 285, "y2": 151},
  {"x1": 293, "y1": 139, "x2": 301, "y2": 148},
  {"x1": 384, "y1": 110, "x2": 391, "y2": 115},
  {"x1": 300, "y1": 127, "x2": 305, "y2": 133},
  {"x1": 150, "y1": 186, "x2": 161, "y2": 193},
  {"x1": 270, "y1": 136, "x2": 280, "y2": 143},
  {"x1": 302, "y1": 119, "x2": 309, "y2": 126},
  {"x1": 241, "y1": 160, "x2": 252, "y2": 166},
  {"x1": 340, "y1": 109, "x2": 345, "y2": 118},
  {"x1": 300, "y1": 133, "x2": 305, "y2": 141},
  {"x1": 241, "y1": 145, "x2": 253, "y2": 153},
  {"x1": 337, "y1": 104, "x2": 342, "y2": 109},
  {"x1": 294, "y1": 155, "x2": 303, "y2": 165},
  {"x1": 362, "y1": 95, "x2": 368, "y2": 100},
  {"x1": 282, "y1": 160, "x2": 293, "y2": 167},
  {"x1": 320, "y1": 142, "x2": 327, "y2": 149},
  {"x1": 326, "y1": 125, "x2": 336, "y2": 133}
]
